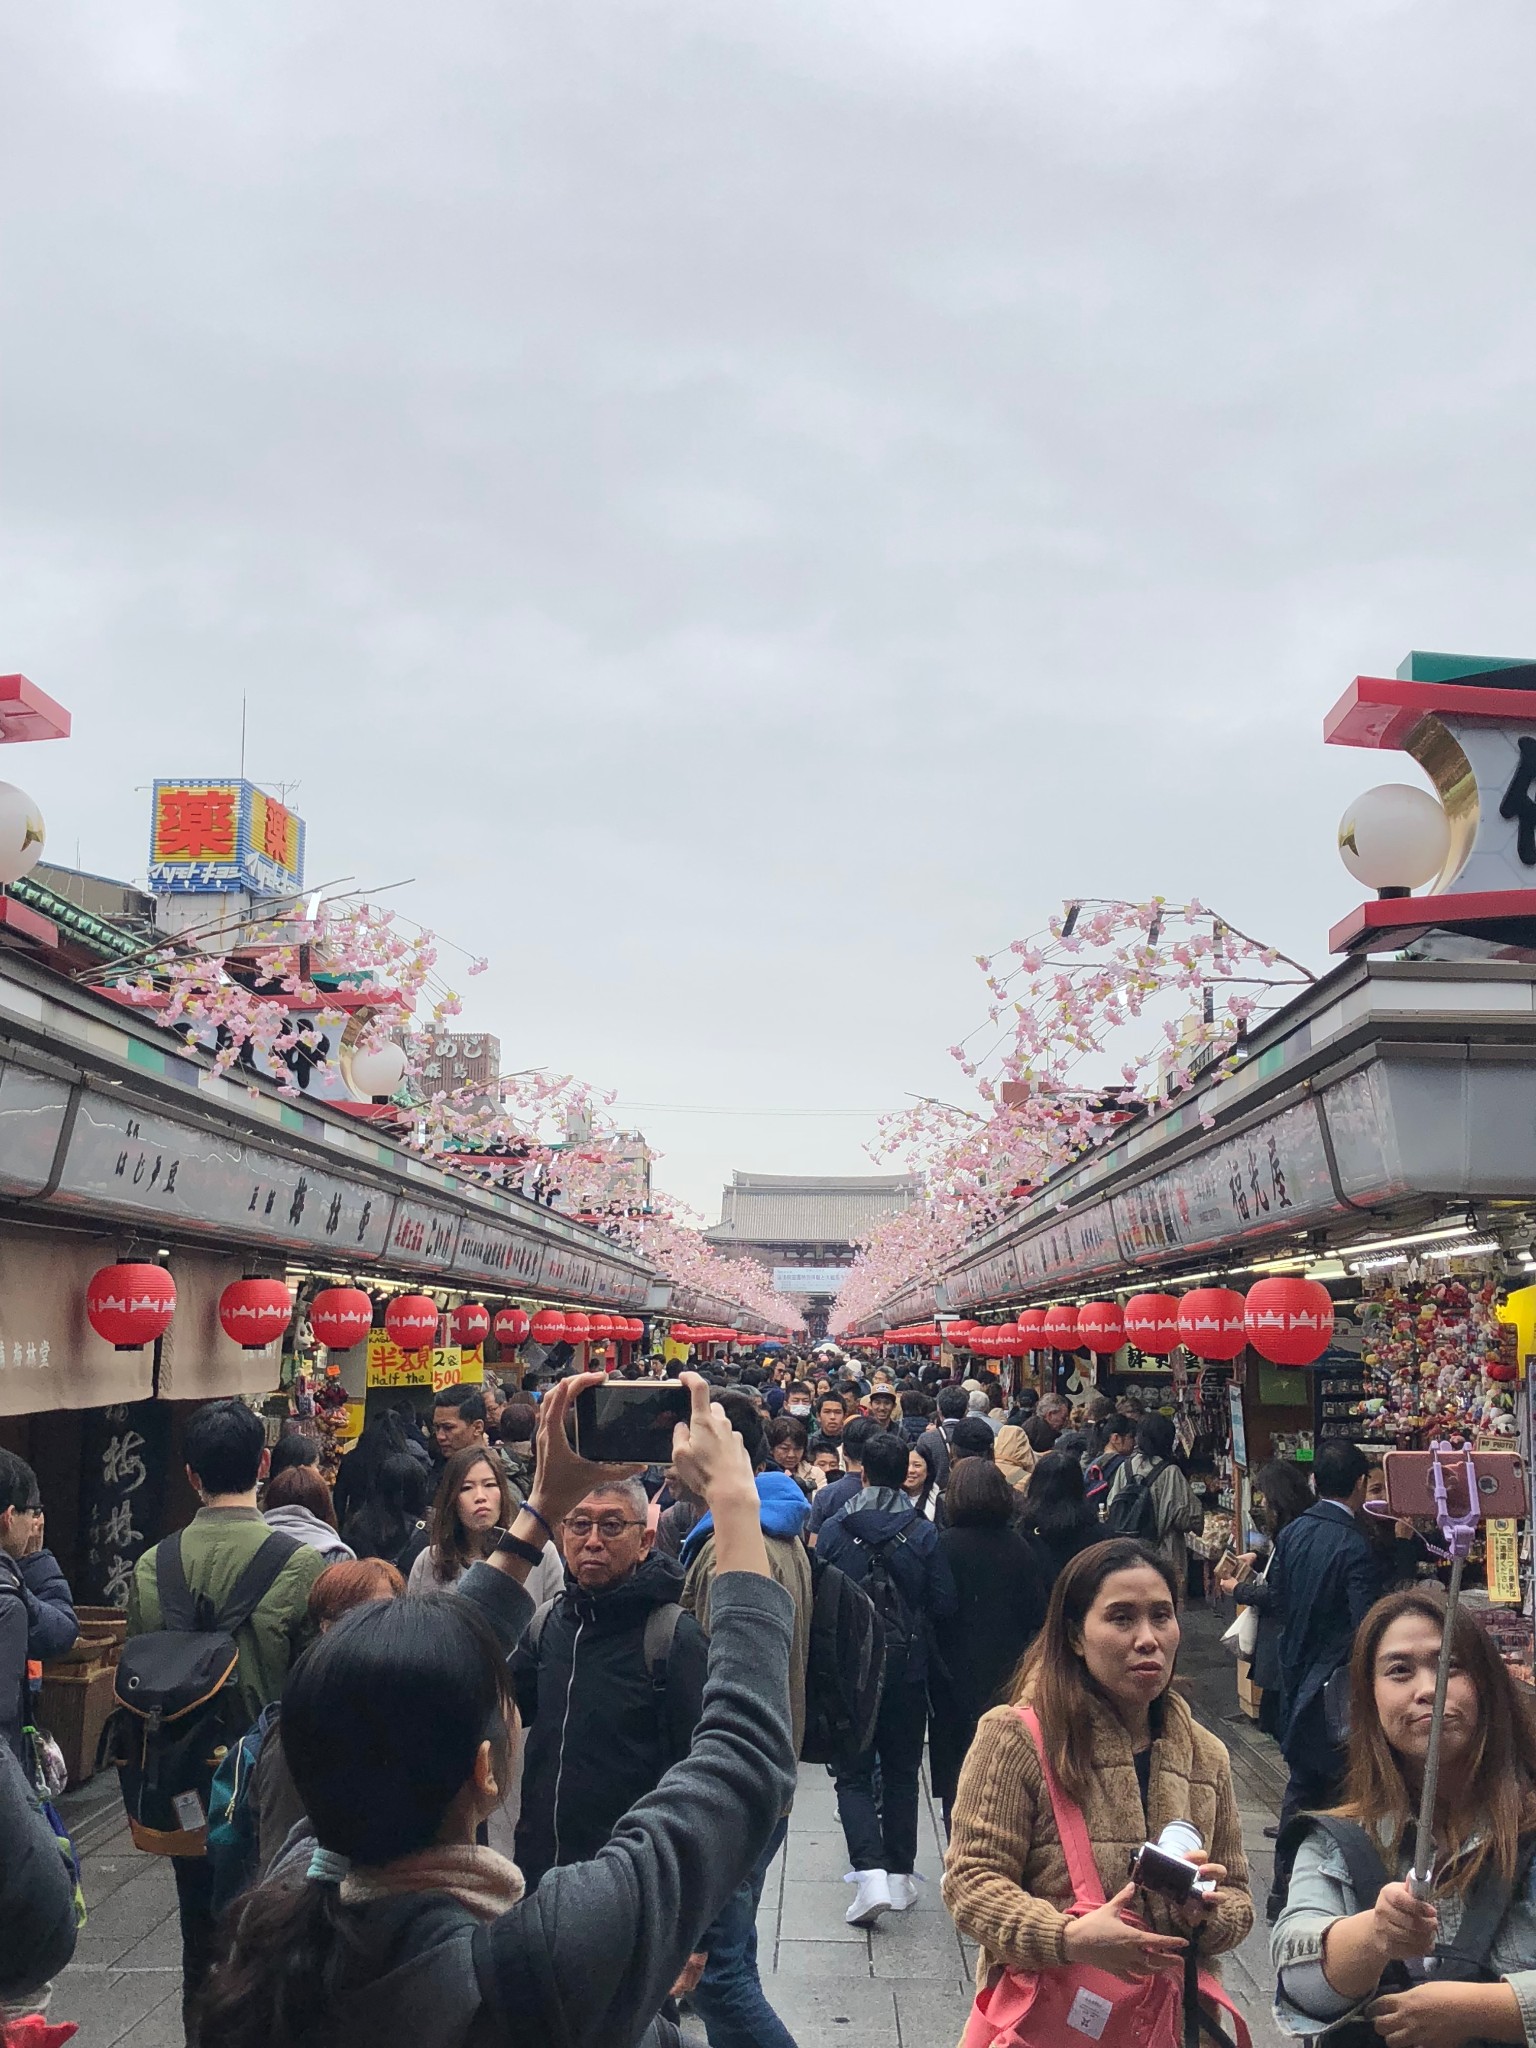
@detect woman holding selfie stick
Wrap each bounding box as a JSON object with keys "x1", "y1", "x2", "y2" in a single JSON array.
[
  {"x1": 1273, "y1": 1587, "x2": 1536, "y2": 2048},
  {"x1": 944, "y1": 1537, "x2": 1253, "y2": 2047},
  {"x1": 199, "y1": 1372, "x2": 796, "y2": 2048}
]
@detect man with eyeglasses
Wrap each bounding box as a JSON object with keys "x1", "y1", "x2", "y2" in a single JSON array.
[
  {"x1": 0, "y1": 1447, "x2": 78, "y2": 1768},
  {"x1": 512, "y1": 1476, "x2": 708, "y2": 1896}
]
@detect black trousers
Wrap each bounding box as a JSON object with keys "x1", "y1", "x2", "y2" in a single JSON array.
[
  {"x1": 1269, "y1": 1694, "x2": 1345, "y2": 1919},
  {"x1": 172, "y1": 1855, "x2": 218, "y2": 2039},
  {"x1": 833, "y1": 1679, "x2": 927, "y2": 1876}
]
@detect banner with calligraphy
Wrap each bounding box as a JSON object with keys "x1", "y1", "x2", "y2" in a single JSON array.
[
  {"x1": 77, "y1": 1399, "x2": 173, "y2": 1607},
  {"x1": 0, "y1": 1229, "x2": 153, "y2": 1417}
]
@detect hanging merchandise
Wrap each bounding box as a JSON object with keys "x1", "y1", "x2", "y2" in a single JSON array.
[{"x1": 1357, "y1": 1275, "x2": 1515, "y2": 1443}]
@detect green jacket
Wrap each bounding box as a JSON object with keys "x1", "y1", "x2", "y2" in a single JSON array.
[{"x1": 127, "y1": 1506, "x2": 328, "y2": 1723}]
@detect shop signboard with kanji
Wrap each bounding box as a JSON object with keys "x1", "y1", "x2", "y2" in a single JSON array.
[{"x1": 148, "y1": 778, "x2": 306, "y2": 896}]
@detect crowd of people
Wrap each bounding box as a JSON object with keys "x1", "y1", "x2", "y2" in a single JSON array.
[{"x1": 0, "y1": 1345, "x2": 1533, "y2": 2048}]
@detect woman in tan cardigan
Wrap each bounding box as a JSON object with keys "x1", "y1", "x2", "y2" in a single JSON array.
[{"x1": 943, "y1": 1536, "x2": 1253, "y2": 2004}]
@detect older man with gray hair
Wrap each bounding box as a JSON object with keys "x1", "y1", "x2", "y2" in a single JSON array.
[{"x1": 511, "y1": 1476, "x2": 708, "y2": 1888}]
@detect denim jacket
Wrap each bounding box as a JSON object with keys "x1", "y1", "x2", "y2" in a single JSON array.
[{"x1": 1271, "y1": 1817, "x2": 1536, "y2": 2044}]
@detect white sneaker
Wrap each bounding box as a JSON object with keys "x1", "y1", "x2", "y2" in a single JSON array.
[
  {"x1": 887, "y1": 1873, "x2": 923, "y2": 1912},
  {"x1": 844, "y1": 1869, "x2": 893, "y2": 1926}
]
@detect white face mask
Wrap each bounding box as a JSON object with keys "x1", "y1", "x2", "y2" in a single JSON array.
[{"x1": 787, "y1": 1403, "x2": 811, "y2": 1417}]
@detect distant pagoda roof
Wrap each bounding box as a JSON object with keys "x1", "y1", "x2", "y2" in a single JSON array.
[{"x1": 703, "y1": 1170, "x2": 920, "y2": 1249}]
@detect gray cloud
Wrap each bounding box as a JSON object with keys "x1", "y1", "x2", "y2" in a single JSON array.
[{"x1": 5, "y1": 1, "x2": 1536, "y2": 1214}]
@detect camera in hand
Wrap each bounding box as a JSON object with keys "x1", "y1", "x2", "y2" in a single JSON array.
[{"x1": 1128, "y1": 1821, "x2": 1215, "y2": 1903}]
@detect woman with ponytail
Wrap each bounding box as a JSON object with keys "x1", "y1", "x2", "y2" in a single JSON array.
[{"x1": 199, "y1": 1372, "x2": 795, "y2": 2048}]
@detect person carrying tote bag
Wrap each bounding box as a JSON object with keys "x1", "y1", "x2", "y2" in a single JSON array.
[{"x1": 943, "y1": 1538, "x2": 1254, "y2": 2048}]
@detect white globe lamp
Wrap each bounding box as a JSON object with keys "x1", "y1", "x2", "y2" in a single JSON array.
[
  {"x1": 0, "y1": 784, "x2": 45, "y2": 887},
  {"x1": 349, "y1": 1040, "x2": 407, "y2": 1102},
  {"x1": 1338, "y1": 784, "x2": 1450, "y2": 894}
]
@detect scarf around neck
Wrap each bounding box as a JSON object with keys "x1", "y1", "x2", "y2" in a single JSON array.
[{"x1": 340, "y1": 1842, "x2": 524, "y2": 1923}]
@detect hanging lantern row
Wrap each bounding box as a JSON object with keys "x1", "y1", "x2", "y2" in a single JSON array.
[
  {"x1": 83, "y1": 1264, "x2": 643, "y2": 1359},
  {"x1": 953, "y1": 1276, "x2": 1337, "y2": 1368}
]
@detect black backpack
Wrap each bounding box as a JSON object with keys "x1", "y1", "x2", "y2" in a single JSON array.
[
  {"x1": 1273, "y1": 1814, "x2": 1536, "y2": 2048},
  {"x1": 110, "y1": 1529, "x2": 302, "y2": 1856},
  {"x1": 1103, "y1": 1459, "x2": 1169, "y2": 1543},
  {"x1": 841, "y1": 1513, "x2": 922, "y2": 1669},
  {"x1": 800, "y1": 1554, "x2": 886, "y2": 1766}
]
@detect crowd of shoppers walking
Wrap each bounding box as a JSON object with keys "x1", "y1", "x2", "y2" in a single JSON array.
[{"x1": 5, "y1": 1340, "x2": 1530, "y2": 2048}]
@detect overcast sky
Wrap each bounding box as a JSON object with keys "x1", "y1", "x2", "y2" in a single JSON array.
[{"x1": 6, "y1": 2, "x2": 1536, "y2": 1219}]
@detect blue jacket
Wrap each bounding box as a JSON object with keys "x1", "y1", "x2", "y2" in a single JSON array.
[
  {"x1": 817, "y1": 1493, "x2": 957, "y2": 1685},
  {"x1": 19, "y1": 1548, "x2": 78, "y2": 1663},
  {"x1": 1267, "y1": 1499, "x2": 1382, "y2": 1753}
]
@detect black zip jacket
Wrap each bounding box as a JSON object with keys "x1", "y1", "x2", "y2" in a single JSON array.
[
  {"x1": 512, "y1": 1552, "x2": 708, "y2": 1886},
  {"x1": 264, "y1": 1562, "x2": 796, "y2": 2048}
]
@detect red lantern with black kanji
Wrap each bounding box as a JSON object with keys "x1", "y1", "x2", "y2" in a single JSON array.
[
  {"x1": 1124, "y1": 1293, "x2": 1182, "y2": 1355},
  {"x1": 87, "y1": 1263, "x2": 177, "y2": 1352},
  {"x1": 310, "y1": 1287, "x2": 373, "y2": 1349},
  {"x1": 385, "y1": 1293, "x2": 440, "y2": 1353},
  {"x1": 494, "y1": 1308, "x2": 531, "y2": 1347},
  {"x1": 1244, "y1": 1278, "x2": 1334, "y2": 1367},
  {"x1": 530, "y1": 1309, "x2": 567, "y2": 1345},
  {"x1": 563, "y1": 1312, "x2": 592, "y2": 1344},
  {"x1": 1077, "y1": 1301, "x2": 1125, "y2": 1354},
  {"x1": 450, "y1": 1302, "x2": 491, "y2": 1349},
  {"x1": 1043, "y1": 1304, "x2": 1079, "y2": 1350},
  {"x1": 218, "y1": 1277, "x2": 292, "y2": 1350},
  {"x1": 1178, "y1": 1288, "x2": 1248, "y2": 1361},
  {"x1": 1017, "y1": 1307, "x2": 1047, "y2": 1349}
]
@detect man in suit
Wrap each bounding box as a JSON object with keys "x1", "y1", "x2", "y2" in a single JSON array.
[{"x1": 1264, "y1": 1438, "x2": 1379, "y2": 1920}]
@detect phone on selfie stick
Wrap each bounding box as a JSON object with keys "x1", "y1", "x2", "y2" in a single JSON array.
[{"x1": 1381, "y1": 1446, "x2": 1529, "y2": 1895}]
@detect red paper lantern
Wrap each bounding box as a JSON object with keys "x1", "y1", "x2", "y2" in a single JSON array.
[
  {"x1": 1017, "y1": 1308, "x2": 1048, "y2": 1348},
  {"x1": 993, "y1": 1322, "x2": 1026, "y2": 1357},
  {"x1": 310, "y1": 1287, "x2": 373, "y2": 1349},
  {"x1": 1178, "y1": 1288, "x2": 1248, "y2": 1361},
  {"x1": 87, "y1": 1263, "x2": 177, "y2": 1352},
  {"x1": 530, "y1": 1309, "x2": 567, "y2": 1345},
  {"x1": 1124, "y1": 1293, "x2": 1182, "y2": 1355},
  {"x1": 450, "y1": 1302, "x2": 491, "y2": 1349},
  {"x1": 1042, "y1": 1304, "x2": 1080, "y2": 1350},
  {"x1": 1244, "y1": 1278, "x2": 1334, "y2": 1367},
  {"x1": 494, "y1": 1307, "x2": 531, "y2": 1347},
  {"x1": 946, "y1": 1321, "x2": 975, "y2": 1348},
  {"x1": 385, "y1": 1293, "x2": 440, "y2": 1353},
  {"x1": 589, "y1": 1314, "x2": 615, "y2": 1340},
  {"x1": 625, "y1": 1317, "x2": 645, "y2": 1340},
  {"x1": 563, "y1": 1312, "x2": 592, "y2": 1343},
  {"x1": 218, "y1": 1277, "x2": 292, "y2": 1351},
  {"x1": 1077, "y1": 1301, "x2": 1126, "y2": 1354}
]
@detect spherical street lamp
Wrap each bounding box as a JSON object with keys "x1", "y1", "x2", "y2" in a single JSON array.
[{"x1": 1338, "y1": 784, "x2": 1450, "y2": 894}]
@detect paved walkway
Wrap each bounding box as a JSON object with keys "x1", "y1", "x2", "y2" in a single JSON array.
[{"x1": 50, "y1": 1607, "x2": 1288, "y2": 2048}]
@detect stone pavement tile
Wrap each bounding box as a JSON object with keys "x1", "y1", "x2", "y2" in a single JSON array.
[
  {"x1": 108, "y1": 1915, "x2": 184, "y2": 1971},
  {"x1": 892, "y1": 1979, "x2": 975, "y2": 2048},
  {"x1": 766, "y1": 1977, "x2": 900, "y2": 2046},
  {"x1": 779, "y1": 1878, "x2": 869, "y2": 1943},
  {"x1": 771, "y1": 1937, "x2": 874, "y2": 1981},
  {"x1": 77, "y1": 1867, "x2": 180, "y2": 1942},
  {"x1": 49, "y1": 1967, "x2": 182, "y2": 2047},
  {"x1": 114, "y1": 1994, "x2": 187, "y2": 2048},
  {"x1": 867, "y1": 1911, "x2": 968, "y2": 1982}
]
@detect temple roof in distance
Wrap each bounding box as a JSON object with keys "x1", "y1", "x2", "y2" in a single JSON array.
[{"x1": 703, "y1": 1170, "x2": 920, "y2": 1248}]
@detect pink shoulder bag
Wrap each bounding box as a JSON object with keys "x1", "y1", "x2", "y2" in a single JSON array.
[{"x1": 959, "y1": 1707, "x2": 1251, "y2": 2048}]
